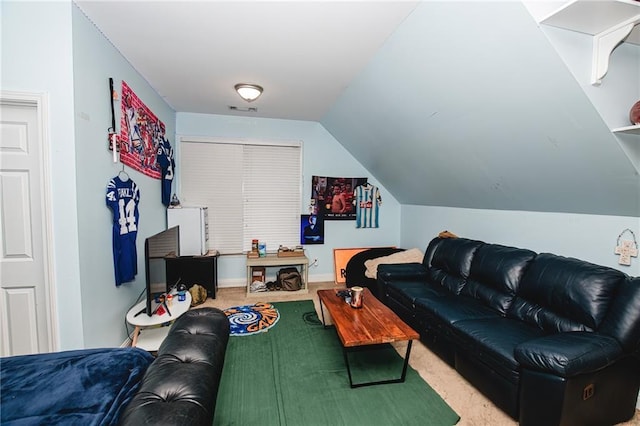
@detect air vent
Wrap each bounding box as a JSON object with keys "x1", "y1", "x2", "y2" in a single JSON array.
[{"x1": 229, "y1": 106, "x2": 258, "y2": 112}]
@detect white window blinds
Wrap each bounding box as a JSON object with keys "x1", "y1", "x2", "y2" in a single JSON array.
[{"x1": 180, "y1": 139, "x2": 301, "y2": 254}]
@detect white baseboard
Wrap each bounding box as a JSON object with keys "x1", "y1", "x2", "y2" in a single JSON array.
[
  {"x1": 217, "y1": 278, "x2": 246, "y2": 288},
  {"x1": 309, "y1": 272, "x2": 335, "y2": 283}
]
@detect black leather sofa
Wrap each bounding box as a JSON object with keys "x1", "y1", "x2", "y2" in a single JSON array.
[
  {"x1": 377, "y1": 237, "x2": 640, "y2": 426},
  {"x1": 1, "y1": 307, "x2": 229, "y2": 425},
  {"x1": 119, "y1": 307, "x2": 230, "y2": 425}
]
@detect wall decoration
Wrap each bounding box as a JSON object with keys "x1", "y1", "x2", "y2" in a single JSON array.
[
  {"x1": 615, "y1": 228, "x2": 638, "y2": 266},
  {"x1": 354, "y1": 182, "x2": 382, "y2": 228},
  {"x1": 300, "y1": 214, "x2": 324, "y2": 245},
  {"x1": 106, "y1": 170, "x2": 140, "y2": 286},
  {"x1": 119, "y1": 81, "x2": 165, "y2": 179},
  {"x1": 311, "y1": 175, "x2": 367, "y2": 220},
  {"x1": 333, "y1": 247, "x2": 370, "y2": 285}
]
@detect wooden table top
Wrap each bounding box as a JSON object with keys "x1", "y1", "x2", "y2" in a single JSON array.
[{"x1": 318, "y1": 288, "x2": 419, "y2": 348}]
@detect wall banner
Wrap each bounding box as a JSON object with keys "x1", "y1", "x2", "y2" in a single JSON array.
[{"x1": 119, "y1": 81, "x2": 164, "y2": 179}]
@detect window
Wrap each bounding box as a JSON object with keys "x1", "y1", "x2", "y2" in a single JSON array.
[{"x1": 180, "y1": 138, "x2": 302, "y2": 254}]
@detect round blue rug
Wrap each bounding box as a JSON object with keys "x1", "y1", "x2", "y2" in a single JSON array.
[{"x1": 223, "y1": 302, "x2": 280, "y2": 336}]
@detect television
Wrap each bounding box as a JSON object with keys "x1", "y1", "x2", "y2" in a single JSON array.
[{"x1": 144, "y1": 226, "x2": 180, "y2": 316}]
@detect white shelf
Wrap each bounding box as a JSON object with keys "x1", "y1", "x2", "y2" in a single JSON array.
[
  {"x1": 538, "y1": 0, "x2": 640, "y2": 85},
  {"x1": 540, "y1": 0, "x2": 640, "y2": 44},
  {"x1": 126, "y1": 292, "x2": 192, "y2": 351},
  {"x1": 135, "y1": 326, "x2": 172, "y2": 352},
  {"x1": 612, "y1": 124, "x2": 640, "y2": 135}
]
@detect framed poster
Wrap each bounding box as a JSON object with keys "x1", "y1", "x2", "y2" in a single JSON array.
[
  {"x1": 332, "y1": 247, "x2": 370, "y2": 285},
  {"x1": 300, "y1": 214, "x2": 324, "y2": 245},
  {"x1": 312, "y1": 176, "x2": 367, "y2": 220}
]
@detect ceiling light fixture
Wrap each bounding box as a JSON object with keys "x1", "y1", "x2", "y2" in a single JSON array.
[{"x1": 234, "y1": 83, "x2": 263, "y2": 102}]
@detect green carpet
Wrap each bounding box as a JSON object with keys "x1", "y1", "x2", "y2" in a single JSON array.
[{"x1": 213, "y1": 300, "x2": 460, "y2": 426}]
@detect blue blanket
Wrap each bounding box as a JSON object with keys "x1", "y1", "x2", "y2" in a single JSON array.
[{"x1": 1, "y1": 347, "x2": 154, "y2": 425}]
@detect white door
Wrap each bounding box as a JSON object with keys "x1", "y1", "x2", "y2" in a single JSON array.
[{"x1": 0, "y1": 93, "x2": 54, "y2": 356}]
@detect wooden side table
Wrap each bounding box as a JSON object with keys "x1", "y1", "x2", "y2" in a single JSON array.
[
  {"x1": 246, "y1": 253, "x2": 309, "y2": 296},
  {"x1": 126, "y1": 291, "x2": 191, "y2": 351}
]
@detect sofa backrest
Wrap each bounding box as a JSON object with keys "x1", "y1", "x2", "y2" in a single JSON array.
[
  {"x1": 508, "y1": 253, "x2": 627, "y2": 334},
  {"x1": 462, "y1": 244, "x2": 536, "y2": 315},
  {"x1": 423, "y1": 237, "x2": 443, "y2": 269},
  {"x1": 599, "y1": 276, "x2": 640, "y2": 351},
  {"x1": 427, "y1": 238, "x2": 483, "y2": 295}
]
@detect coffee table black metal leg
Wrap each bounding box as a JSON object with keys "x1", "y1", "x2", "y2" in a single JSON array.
[
  {"x1": 344, "y1": 340, "x2": 414, "y2": 388},
  {"x1": 343, "y1": 347, "x2": 355, "y2": 387},
  {"x1": 401, "y1": 340, "x2": 413, "y2": 381},
  {"x1": 319, "y1": 298, "x2": 328, "y2": 328}
]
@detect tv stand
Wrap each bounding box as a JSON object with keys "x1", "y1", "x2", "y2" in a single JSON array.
[
  {"x1": 125, "y1": 291, "x2": 192, "y2": 351},
  {"x1": 166, "y1": 250, "x2": 219, "y2": 298}
]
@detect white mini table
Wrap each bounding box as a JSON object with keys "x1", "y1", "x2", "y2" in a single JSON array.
[{"x1": 126, "y1": 291, "x2": 191, "y2": 351}]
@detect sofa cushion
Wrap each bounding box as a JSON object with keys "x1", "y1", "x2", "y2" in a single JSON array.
[
  {"x1": 515, "y1": 332, "x2": 623, "y2": 377},
  {"x1": 428, "y1": 238, "x2": 484, "y2": 294},
  {"x1": 508, "y1": 253, "x2": 626, "y2": 333},
  {"x1": 414, "y1": 294, "x2": 501, "y2": 327},
  {"x1": 462, "y1": 244, "x2": 536, "y2": 315},
  {"x1": 599, "y1": 276, "x2": 640, "y2": 351},
  {"x1": 386, "y1": 280, "x2": 446, "y2": 307},
  {"x1": 451, "y1": 318, "x2": 546, "y2": 382}
]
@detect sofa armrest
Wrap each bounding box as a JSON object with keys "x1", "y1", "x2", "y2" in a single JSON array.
[
  {"x1": 377, "y1": 263, "x2": 427, "y2": 282},
  {"x1": 119, "y1": 307, "x2": 230, "y2": 426},
  {"x1": 515, "y1": 332, "x2": 623, "y2": 378}
]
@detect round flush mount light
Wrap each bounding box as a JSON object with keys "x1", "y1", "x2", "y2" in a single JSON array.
[{"x1": 234, "y1": 83, "x2": 263, "y2": 102}]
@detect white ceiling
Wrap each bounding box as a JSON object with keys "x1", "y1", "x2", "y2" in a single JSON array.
[{"x1": 75, "y1": 1, "x2": 419, "y2": 121}]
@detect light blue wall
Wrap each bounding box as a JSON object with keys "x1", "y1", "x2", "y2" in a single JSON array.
[
  {"x1": 176, "y1": 113, "x2": 402, "y2": 284},
  {"x1": 3, "y1": 1, "x2": 636, "y2": 352},
  {"x1": 2, "y1": 1, "x2": 84, "y2": 349},
  {"x1": 2, "y1": 1, "x2": 176, "y2": 349},
  {"x1": 401, "y1": 205, "x2": 640, "y2": 277},
  {"x1": 72, "y1": 4, "x2": 176, "y2": 348}
]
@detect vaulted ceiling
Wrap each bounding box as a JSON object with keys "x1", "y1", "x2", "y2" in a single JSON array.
[{"x1": 75, "y1": 1, "x2": 639, "y2": 218}]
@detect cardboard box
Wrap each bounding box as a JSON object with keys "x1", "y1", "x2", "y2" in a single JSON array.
[{"x1": 251, "y1": 266, "x2": 266, "y2": 283}]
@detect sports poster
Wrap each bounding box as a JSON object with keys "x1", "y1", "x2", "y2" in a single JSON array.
[
  {"x1": 300, "y1": 214, "x2": 324, "y2": 245},
  {"x1": 119, "y1": 81, "x2": 164, "y2": 179},
  {"x1": 311, "y1": 176, "x2": 367, "y2": 220}
]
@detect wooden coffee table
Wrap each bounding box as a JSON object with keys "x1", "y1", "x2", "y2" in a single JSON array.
[{"x1": 317, "y1": 288, "x2": 419, "y2": 388}]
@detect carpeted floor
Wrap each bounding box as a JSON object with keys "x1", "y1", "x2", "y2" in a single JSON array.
[
  {"x1": 198, "y1": 282, "x2": 640, "y2": 426},
  {"x1": 213, "y1": 300, "x2": 459, "y2": 425}
]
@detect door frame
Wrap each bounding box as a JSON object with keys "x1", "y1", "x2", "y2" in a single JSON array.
[{"x1": 1, "y1": 90, "x2": 58, "y2": 352}]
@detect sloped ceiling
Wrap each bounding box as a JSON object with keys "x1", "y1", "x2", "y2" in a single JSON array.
[
  {"x1": 321, "y1": 1, "x2": 640, "y2": 217},
  {"x1": 74, "y1": 0, "x2": 419, "y2": 121},
  {"x1": 75, "y1": 1, "x2": 639, "y2": 218}
]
